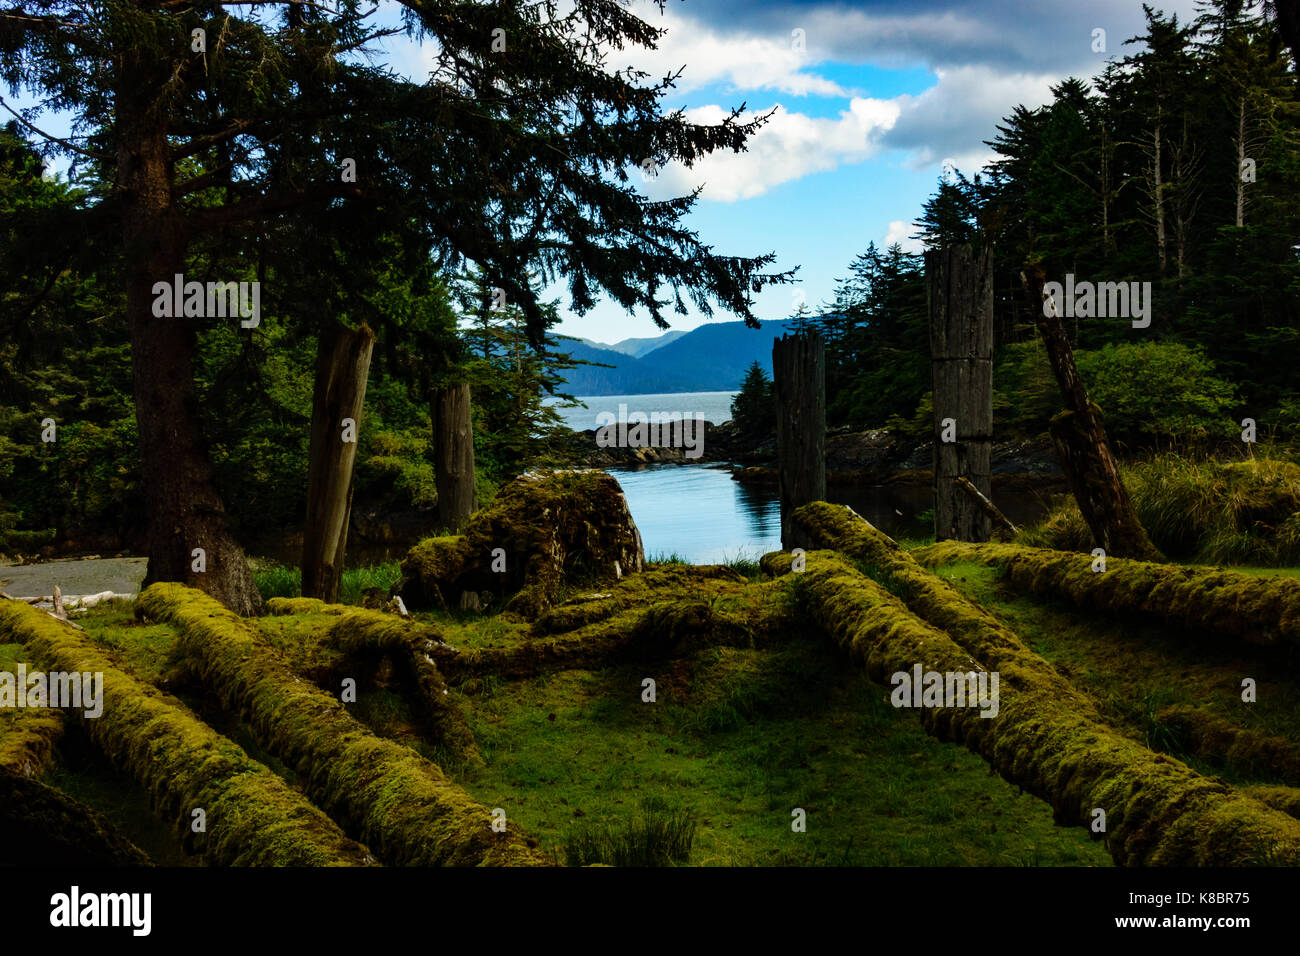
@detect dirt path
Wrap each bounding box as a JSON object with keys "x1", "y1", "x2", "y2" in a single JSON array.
[{"x1": 0, "y1": 556, "x2": 147, "y2": 597}]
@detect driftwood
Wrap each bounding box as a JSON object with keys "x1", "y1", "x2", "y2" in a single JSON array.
[{"x1": 954, "y1": 476, "x2": 1018, "y2": 537}]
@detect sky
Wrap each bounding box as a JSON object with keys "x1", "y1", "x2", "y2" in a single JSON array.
[
  {"x1": 8, "y1": 0, "x2": 1206, "y2": 345},
  {"x1": 528, "y1": 0, "x2": 1205, "y2": 344}
]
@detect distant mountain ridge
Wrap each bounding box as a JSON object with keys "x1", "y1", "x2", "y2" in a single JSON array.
[{"x1": 556, "y1": 319, "x2": 797, "y2": 395}]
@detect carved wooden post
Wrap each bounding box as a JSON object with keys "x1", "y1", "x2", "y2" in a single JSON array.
[
  {"x1": 929, "y1": 244, "x2": 994, "y2": 542},
  {"x1": 431, "y1": 382, "x2": 478, "y2": 533},
  {"x1": 773, "y1": 330, "x2": 826, "y2": 549}
]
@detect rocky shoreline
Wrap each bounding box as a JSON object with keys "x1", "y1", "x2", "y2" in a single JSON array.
[{"x1": 555, "y1": 420, "x2": 1068, "y2": 492}]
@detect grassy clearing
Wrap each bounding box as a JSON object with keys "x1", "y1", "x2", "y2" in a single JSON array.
[
  {"x1": 450, "y1": 634, "x2": 1108, "y2": 866},
  {"x1": 250, "y1": 561, "x2": 403, "y2": 606}
]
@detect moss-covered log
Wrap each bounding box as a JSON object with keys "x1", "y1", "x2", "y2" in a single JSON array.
[
  {"x1": 396, "y1": 470, "x2": 645, "y2": 618},
  {"x1": 913, "y1": 539, "x2": 1300, "y2": 648},
  {"x1": 0, "y1": 706, "x2": 65, "y2": 777},
  {"x1": 0, "y1": 772, "x2": 153, "y2": 866},
  {"x1": 139, "y1": 583, "x2": 554, "y2": 866},
  {"x1": 530, "y1": 565, "x2": 748, "y2": 636},
  {"x1": 1156, "y1": 705, "x2": 1300, "y2": 785},
  {"x1": 0, "y1": 600, "x2": 374, "y2": 866},
  {"x1": 263, "y1": 603, "x2": 477, "y2": 763},
  {"x1": 761, "y1": 547, "x2": 1300, "y2": 865}
]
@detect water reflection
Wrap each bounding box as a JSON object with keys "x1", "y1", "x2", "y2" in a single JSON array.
[{"x1": 611, "y1": 463, "x2": 1046, "y2": 565}]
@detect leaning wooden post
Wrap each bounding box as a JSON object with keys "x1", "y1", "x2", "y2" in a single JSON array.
[
  {"x1": 1020, "y1": 267, "x2": 1163, "y2": 561},
  {"x1": 928, "y1": 244, "x2": 994, "y2": 542},
  {"x1": 773, "y1": 330, "x2": 826, "y2": 550}
]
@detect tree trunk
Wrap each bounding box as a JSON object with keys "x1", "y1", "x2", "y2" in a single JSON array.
[
  {"x1": 302, "y1": 323, "x2": 375, "y2": 602},
  {"x1": 119, "y1": 116, "x2": 263, "y2": 616},
  {"x1": 1021, "y1": 268, "x2": 1163, "y2": 561},
  {"x1": 1236, "y1": 95, "x2": 1247, "y2": 229},
  {"x1": 1152, "y1": 115, "x2": 1168, "y2": 277},
  {"x1": 772, "y1": 331, "x2": 826, "y2": 550},
  {"x1": 431, "y1": 383, "x2": 477, "y2": 532},
  {"x1": 928, "y1": 244, "x2": 994, "y2": 543}
]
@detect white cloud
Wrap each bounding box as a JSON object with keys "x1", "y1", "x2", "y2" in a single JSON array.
[
  {"x1": 614, "y1": 0, "x2": 849, "y2": 98},
  {"x1": 882, "y1": 65, "x2": 1059, "y2": 176},
  {"x1": 884, "y1": 220, "x2": 925, "y2": 254},
  {"x1": 642, "y1": 95, "x2": 900, "y2": 202}
]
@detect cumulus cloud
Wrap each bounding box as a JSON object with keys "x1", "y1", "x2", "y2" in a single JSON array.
[
  {"x1": 641, "y1": 96, "x2": 900, "y2": 201},
  {"x1": 614, "y1": 0, "x2": 849, "y2": 97},
  {"x1": 884, "y1": 220, "x2": 925, "y2": 254},
  {"x1": 882, "y1": 65, "x2": 1060, "y2": 174}
]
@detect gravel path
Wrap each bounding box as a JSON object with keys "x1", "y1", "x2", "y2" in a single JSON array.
[{"x1": 0, "y1": 556, "x2": 148, "y2": 598}]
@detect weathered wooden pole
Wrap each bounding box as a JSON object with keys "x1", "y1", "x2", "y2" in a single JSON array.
[
  {"x1": 772, "y1": 330, "x2": 826, "y2": 550},
  {"x1": 928, "y1": 244, "x2": 994, "y2": 542},
  {"x1": 302, "y1": 323, "x2": 376, "y2": 602},
  {"x1": 431, "y1": 382, "x2": 478, "y2": 533},
  {"x1": 1020, "y1": 267, "x2": 1163, "y2": 561}
]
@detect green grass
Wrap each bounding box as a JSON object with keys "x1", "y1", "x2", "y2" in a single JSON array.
[
  {"x1": 564, "y1": 796, "x2": 697, "y2": 866},
  {"x1": 250, "y1": 560, "x2": 403, "y2": 606},
  {"x1": 450, "y1": 633, "x2": 1110, "y2": 866}
]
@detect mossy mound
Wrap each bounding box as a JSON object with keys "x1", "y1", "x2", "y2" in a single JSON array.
[
  {"x1": 1022, "y1": 456, "x2": 1300, "y2": 565},
  {"x1": 913, "y1": 539, "x2": 1300, "y2": 648},
  {"x1": 396, "y1": 470, "x2": 645, "y2": 617},
  {"x1": 0, "y1": 706, "x2": 65, "y2": 778}
]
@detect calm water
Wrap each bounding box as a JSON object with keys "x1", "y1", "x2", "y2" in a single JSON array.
[
  {"x1": 548, "y1": 391, "x2": 739, "y2": 431},
  {"x1": 612, "y1": 463, "x2": 1051, "y2": 565}
]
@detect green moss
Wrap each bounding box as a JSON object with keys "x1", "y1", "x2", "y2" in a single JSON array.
[
  {"x1": 139, "y1": 583, "x2": 554, "y2": 867},
  {"x1": 1155, "y1": 705, "x2": 1300, "y2": 785},
  {"x1": 0, "y1": 600, "x2": 374, "y2": 867},
  {"x1": 775, "y1": 503, "x2": 1300, "y2": 866},
  {"x1": 396, "y1": 470, "x2": 645, "y2": 618},
  {"x1": 0, "y1": 706, "x2": 65, "y2": 777},
  {"x1": 913, "y1": 539, "x2": 1300, "y2": 649}
]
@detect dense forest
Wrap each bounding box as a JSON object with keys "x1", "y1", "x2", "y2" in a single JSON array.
[
  {"x1": 807, "y1": 2, "x2": 1300, "y2": 453},
  {"x1": 4, "y1": 1, "x2": 1300, "y2": 570}
]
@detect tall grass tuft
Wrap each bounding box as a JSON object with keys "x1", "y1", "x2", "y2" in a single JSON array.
[
  {"x1": 251, "y1": 561, "x2": 403, "y2": 605},
  {"x1": 563, "y1": 797, "x2": 697, "y2": 867},
  {"x1": 1019, "y1": 453, "x2": 1300, "y2": 566}
]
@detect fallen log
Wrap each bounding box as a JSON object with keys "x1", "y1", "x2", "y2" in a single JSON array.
[
  {"x1": 774, "y1": 504, "x2": 1300, "y2": 865},
  {"x1": 913, "y1": 539, "x2": 1300, "y2": 649},
  {"x1": 0, "y1": 600, "x2": 374, "y2": 866},
  {"x1": 139, "y1": 583, "x2": 554, "y2": 867},
  {"x1": 0, "y1": 772, "x2": 153, "y2": 866},
  {"x1": 262, "y1": 601, "x2": 477, "y2": 764},
  {"x1": 1156, "y1": 705, "x2": 1300, "y2": 786}
]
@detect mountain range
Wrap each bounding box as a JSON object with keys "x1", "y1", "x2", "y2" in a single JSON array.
[{"x1": 557, "y1": 319, "x2": 797, "y2": 395}]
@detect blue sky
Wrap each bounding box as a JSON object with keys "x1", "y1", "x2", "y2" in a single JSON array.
[{"x1": 7, "y1": 0, "x2": 1207, "y2": 344}]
